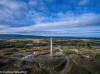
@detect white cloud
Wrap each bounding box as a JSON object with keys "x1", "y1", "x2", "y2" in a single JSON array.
[
  {"x1": 79, "y1": 0, "x2": 89, "y2": 5},
  {"x1": 0, "y1": 0, "x2": 49, "y2": 25},
  {"x1": 27, "y1": 10, "x2": 48, "y2": 24},
  {"x1": 28, "y1": 0, "x2": 37, "y2": 6},
  {"x1": 0, "y1": 0, "x2": 26, "y2": 10},
  {"x1": 57, "y1": 11, "x2": 75, "y2": 17},
  {"x1": 0, "y1": 0, "x2": 27, "y2": 23},
  {"x1": 0, "y1": 13, "x2": 100, "y2": 34},
  {"x1": 0, "y1": 25, "x2": 9, "y2": 29}
]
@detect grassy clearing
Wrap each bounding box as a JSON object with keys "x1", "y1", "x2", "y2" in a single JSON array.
[
  {"x1": 71, "y1": 63, "x2": 100, "y2": 74},
  {"x1": 4, "y1": 49, "x2": 19, "y2": 55},
  {"x1": 6, "y1": 49, "x2": 19, "y2": 53},
  {"x1": 95, "y1": 52, "x2": 100, "y2": 59}
]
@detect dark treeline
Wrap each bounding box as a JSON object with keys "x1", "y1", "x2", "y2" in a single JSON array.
[
  {"x1": 53, "y1": 40, "x2": 99, "y2": 46},
  {"x1": 0, "y1": 40, "x2": 49, "y2": 49},
  {"x1": 0, "y1": 41, "x2": 28, "y2": 49},
  {"x1": 0, "y1": 40, "x2": 99, "y2": 49}
]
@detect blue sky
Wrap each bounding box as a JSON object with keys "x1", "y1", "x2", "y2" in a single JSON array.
[{"x1": 0, "y1": 0, "x2": 100, "y2": 37}]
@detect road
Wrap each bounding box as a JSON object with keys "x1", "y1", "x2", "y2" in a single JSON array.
[{"x1": 21, "y1": 52, "x2": 40, "y2": 61}]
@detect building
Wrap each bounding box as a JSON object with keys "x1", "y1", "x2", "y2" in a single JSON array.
[{"x1": 26, "y1": 43, "x2": 33, "y2": 47}]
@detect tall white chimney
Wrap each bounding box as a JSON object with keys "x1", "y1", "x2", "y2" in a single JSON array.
[{"x1": 50, "y1": 37, "x2": 53, "y2": 56}]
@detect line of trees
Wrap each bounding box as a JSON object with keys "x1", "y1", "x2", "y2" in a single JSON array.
[
  {"x1": 0, "y1": 40, "x2": 49, "y2": 49},
  {"x1": 0, "y1": 41, "x2": 29, "y2": 49}
]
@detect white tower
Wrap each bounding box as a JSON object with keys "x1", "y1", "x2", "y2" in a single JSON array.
[{"x1": 50, "y1": 37, "x2": 53, "y2": 56}]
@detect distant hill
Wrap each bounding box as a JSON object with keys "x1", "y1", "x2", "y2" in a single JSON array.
[
  {"x1": 0, "y1": 34, "x2": 100, "y2": 39},
  {"x1": 0, "y1": 34, "x2": 47, "y2": 39}
]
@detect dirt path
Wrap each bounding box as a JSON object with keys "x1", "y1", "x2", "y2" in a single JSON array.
[{"x1": 56, "y1": 46, "x2": 70, "y2": 74}]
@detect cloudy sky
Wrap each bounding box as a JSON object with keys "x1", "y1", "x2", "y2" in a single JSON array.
[{"x1": 0, "y1": 0, "x2": 100, "y2": 37}]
